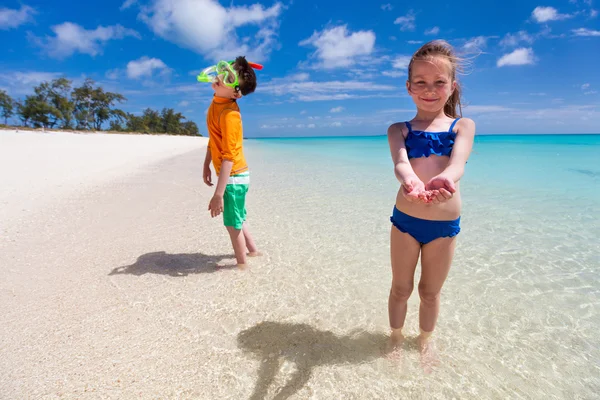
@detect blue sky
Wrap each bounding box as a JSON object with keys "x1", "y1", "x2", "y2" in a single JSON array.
[{"x1": 1, "y1": 0, "x2": 599, "y2": 136}]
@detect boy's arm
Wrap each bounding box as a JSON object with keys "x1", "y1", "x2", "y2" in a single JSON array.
[
  {"x1": 203, "y1": 145, "x2": 213, "y2": 186},
  {"x1": 210, "y1": 110, "x2": 240, "y2": 199},
  {"x1": 204, "y1": 146, "x2": 211, "y2": 168},
  {"x1": 208, "y1": 160, "x2": 231, "y2": 217},
  {"x1": 213, "y1": 160, "x2": 233, "y2": 197}
]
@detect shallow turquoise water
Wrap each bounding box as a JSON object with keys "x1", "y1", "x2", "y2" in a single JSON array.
[{"x1": 239, "y1": 134, "x2": 599, "y2": 398}]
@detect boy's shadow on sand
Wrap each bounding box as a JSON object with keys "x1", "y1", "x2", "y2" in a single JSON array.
[
  {"x1": 237, "y1": 321, "x2": 389, "y2": 400},
  {"x1": 109, "y1": 251, "x2": 235, "y2": 277}
]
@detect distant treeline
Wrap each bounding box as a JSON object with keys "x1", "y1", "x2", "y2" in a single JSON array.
[{"x1": 0, "y1": 78, "x2": 200, "y2": 136}]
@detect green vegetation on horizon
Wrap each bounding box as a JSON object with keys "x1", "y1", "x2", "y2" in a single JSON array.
[{"x1": 0, "y1": 79, "x2": 200, "y2": 136}]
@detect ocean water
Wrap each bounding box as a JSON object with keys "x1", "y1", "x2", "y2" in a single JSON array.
[{"x1": 234, "y1": 134, "x2": 600, "y2": 399}]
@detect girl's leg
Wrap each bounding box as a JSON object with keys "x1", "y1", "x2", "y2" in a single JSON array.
[
  {"x1": 389, "y1": 226, "x2": 421, "y2": 331},
  {"x1": 418, "y1": 236, "x2": 456, "y2": 334},
  {"x1": 417, "y1": 236, "x2": 456, "y2": 372}
]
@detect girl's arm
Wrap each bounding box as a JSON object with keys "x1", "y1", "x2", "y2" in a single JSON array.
[
  {"x1": 387, "y1": 123, "x2": 418, "y2": 185},
  {"x1": 442, "y1": 118, "x2": 476, "y2": 182}
]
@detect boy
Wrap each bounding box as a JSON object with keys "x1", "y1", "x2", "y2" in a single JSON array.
[{"x1": 203, "y1": 56, "x2": 260, "y2": 269}]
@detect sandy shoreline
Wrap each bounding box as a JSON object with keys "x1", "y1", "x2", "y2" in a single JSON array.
[
  {"x1": 0, "y1": 129, "x2": 208, "y2": 228},
  {"x1": 0, "y1": 130, "x2": 392, "y2": 399},
  {"x1": 1, "y1": 130, "x2": 597, "y2": 399}
]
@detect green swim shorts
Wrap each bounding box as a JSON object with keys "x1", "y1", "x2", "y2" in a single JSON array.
[{"x1": 223, "y1": 172, "x2": 249, "y2": 230}]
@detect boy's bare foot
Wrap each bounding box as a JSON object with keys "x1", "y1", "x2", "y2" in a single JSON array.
[
  {"x1": 418, "y1": 332, "x2": 440, "y2": 374},
  {"x1": 247, "y1": 251, "x2": 263, "y2": 257}
]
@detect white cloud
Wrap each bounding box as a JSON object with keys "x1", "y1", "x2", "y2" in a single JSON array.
[
  {"x1": 31, "y1": 22, "x2": 140, "y2": 59},
  {"x1": 299, "y1": 25, "x2": 376, "y2": 68},
  {"x1": 463, "y1": 36, "x2": 490, "y2": 51},
  {"x1": 394, "y1": 10, "x2": 416, "y2": 31},
  {"x1": 140, "y1": 0, "x2": 282, "y2": 62},
  {"x1": 106, "y1": 69, "x2": 120, "y2": 80},
  {"x1": 463, "y1": 105, "x2": 516, "y2": 113},
  {"x1": 120, "y1": 0, "x2": 137, "y2": 10},
  {"x1": 0, "y1": 5, "x2": 35, "y2": 30},
  {"x1": 0, "y1": 71, "x2": 62, "y2": 95},
  {"x1": 572, "y1": 27, "x2": 600, "y2": 36},
  {"x1": 381, "y1": 4, "x2": 393, "y2": 11},
  {"x1": 591, "y1": 9, "x2": 598, "y2": 18},
  {"x1": 296, "y1": 124, "x2": 305, "y2": 128},
  {"x1": 330, "y1": 106, "x2": 344, "y2": 113},
  {"x1": 392, "y1": 55, "x2": 412, "y2": 70},
  {"x1": 307, "y1": 123, "x2": 316, "y2": 128},
  {"x1": 127, "y1": 57, "x2": 170, "y2": 79},
  {"x1": 500, "y1": 31, "x2": 534, "y2": 47},
  {"x1": 300, "y1": 110, "x2": 307, "y2": 115},
  {"x1": 178, "y1": 100, "x2": 190, "y2": 107},
  {"x1": 331, "y1": 122, "x2": 342, "y2": 127},
  {"x1": 497, "y1": 48, "x2": 536, "y2": 67},
  {"x1": 260, "y1": 79, "x2": 398, "y2": 102},
  {"x1": 377, "y1": 108, "x2": 419, "y2": 114},
  {"x1": 382, "y1": 70, "x2": 406, "y2": 78},
  {"x1": 532, "y1": 6, "x2": 571, "y2": 23},
  {"x1": 407, "y1": 40, "x2": 423, "y2": 44},
  {"x1": 425, "y1": 26, "x2": 440, "y2": 35},
  {"x1": 289, "y1": 72, "x2": 310, "y2": 81},
  {"x1": 529, "y1": 92, "x2": 547, "y2": 96},
  {"x1": 580, "y1": 83, "x2": 596, "y2": 95}
]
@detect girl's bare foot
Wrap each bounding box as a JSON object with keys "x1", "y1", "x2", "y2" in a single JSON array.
[
  {"x1": 247, "y1": 251, "x2": 263, "y2": 257},
  {"x1": 237, "y1": 263, "x2": 248, "y2": 270},
  {"x1": 418, "y1": 332, "x2": 440, "y2": 374},
  {"x1": 384, "y1": 329, "x2": 405, "y2": 367}
]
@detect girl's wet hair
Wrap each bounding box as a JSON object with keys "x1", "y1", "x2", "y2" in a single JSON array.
[
  {"x1": 233, "y1": 56, "x2": 257, "y2": 96},
  {"x1": 408, "y1": 40, "x2": 464, "y2": 118}
]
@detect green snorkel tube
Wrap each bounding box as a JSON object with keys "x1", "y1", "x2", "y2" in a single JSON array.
[{"x1": 197, "y1": 60, "x2": 264, "y2": 88}]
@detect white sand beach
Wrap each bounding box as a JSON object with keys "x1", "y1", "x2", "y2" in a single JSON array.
[
  {"x1": 0, "y1": 130, "x2": 208, "y2": 227},
  {"x1": 1, "y1": 130, "x2": 598, "y2": 399}
]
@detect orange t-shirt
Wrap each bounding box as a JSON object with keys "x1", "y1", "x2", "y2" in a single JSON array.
[{"x1": 206, "y1": 96, "x2": 248, "y2": 176}]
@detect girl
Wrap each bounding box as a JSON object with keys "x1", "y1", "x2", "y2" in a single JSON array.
[{"x1": 386, "y1": 40, "x2": 476, "y2": 363}]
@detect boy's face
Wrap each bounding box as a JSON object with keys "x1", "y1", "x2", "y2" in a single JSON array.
[{"x1": 212, "y1": 63, "x2": 242, "y2": 99}]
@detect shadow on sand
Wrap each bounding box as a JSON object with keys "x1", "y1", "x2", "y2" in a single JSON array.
[
  {"x1": 109, "y1": 251, "x2": 235, "y2": 277},
  {"x1": 237, "y1": 321, "x2": 389, "y2": 400}
]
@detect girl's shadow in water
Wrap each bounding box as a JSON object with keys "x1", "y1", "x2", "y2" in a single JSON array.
[{"x1": 237, "y1": 321, "x2": 389, "y2": 400}]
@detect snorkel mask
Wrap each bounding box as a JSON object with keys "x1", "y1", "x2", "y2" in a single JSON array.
[{"x1": 197, "y1": 60, "x2": 263, "y2": 92}]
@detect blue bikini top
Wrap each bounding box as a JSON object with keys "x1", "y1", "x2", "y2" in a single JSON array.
[{"x1": 405, "y1": 118, "x2": 460, "y2": 159}]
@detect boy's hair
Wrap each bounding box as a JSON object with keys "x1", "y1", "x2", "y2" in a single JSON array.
[
  {"x1": 233, "y1": 56, "x2": 257, "y2": 96},
  {"x1": 408, "y1": 40, "x2": 464, "y2": 118}
]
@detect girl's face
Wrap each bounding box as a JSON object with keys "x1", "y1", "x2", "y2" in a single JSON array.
[{"x1": 406, "y1": 57, "x2": 456, "y2": 113}]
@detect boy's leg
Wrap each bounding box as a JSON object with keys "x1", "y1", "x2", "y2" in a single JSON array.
[
  {"x1": 242, "y1": 222, "x2": 260, "y2": 255},
  {"x1": 226, "y1": 226, "x2": 247, "y2": 266},
  {"x1": 223, "y1": 177, "x2": 251, "y2": 267}
]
